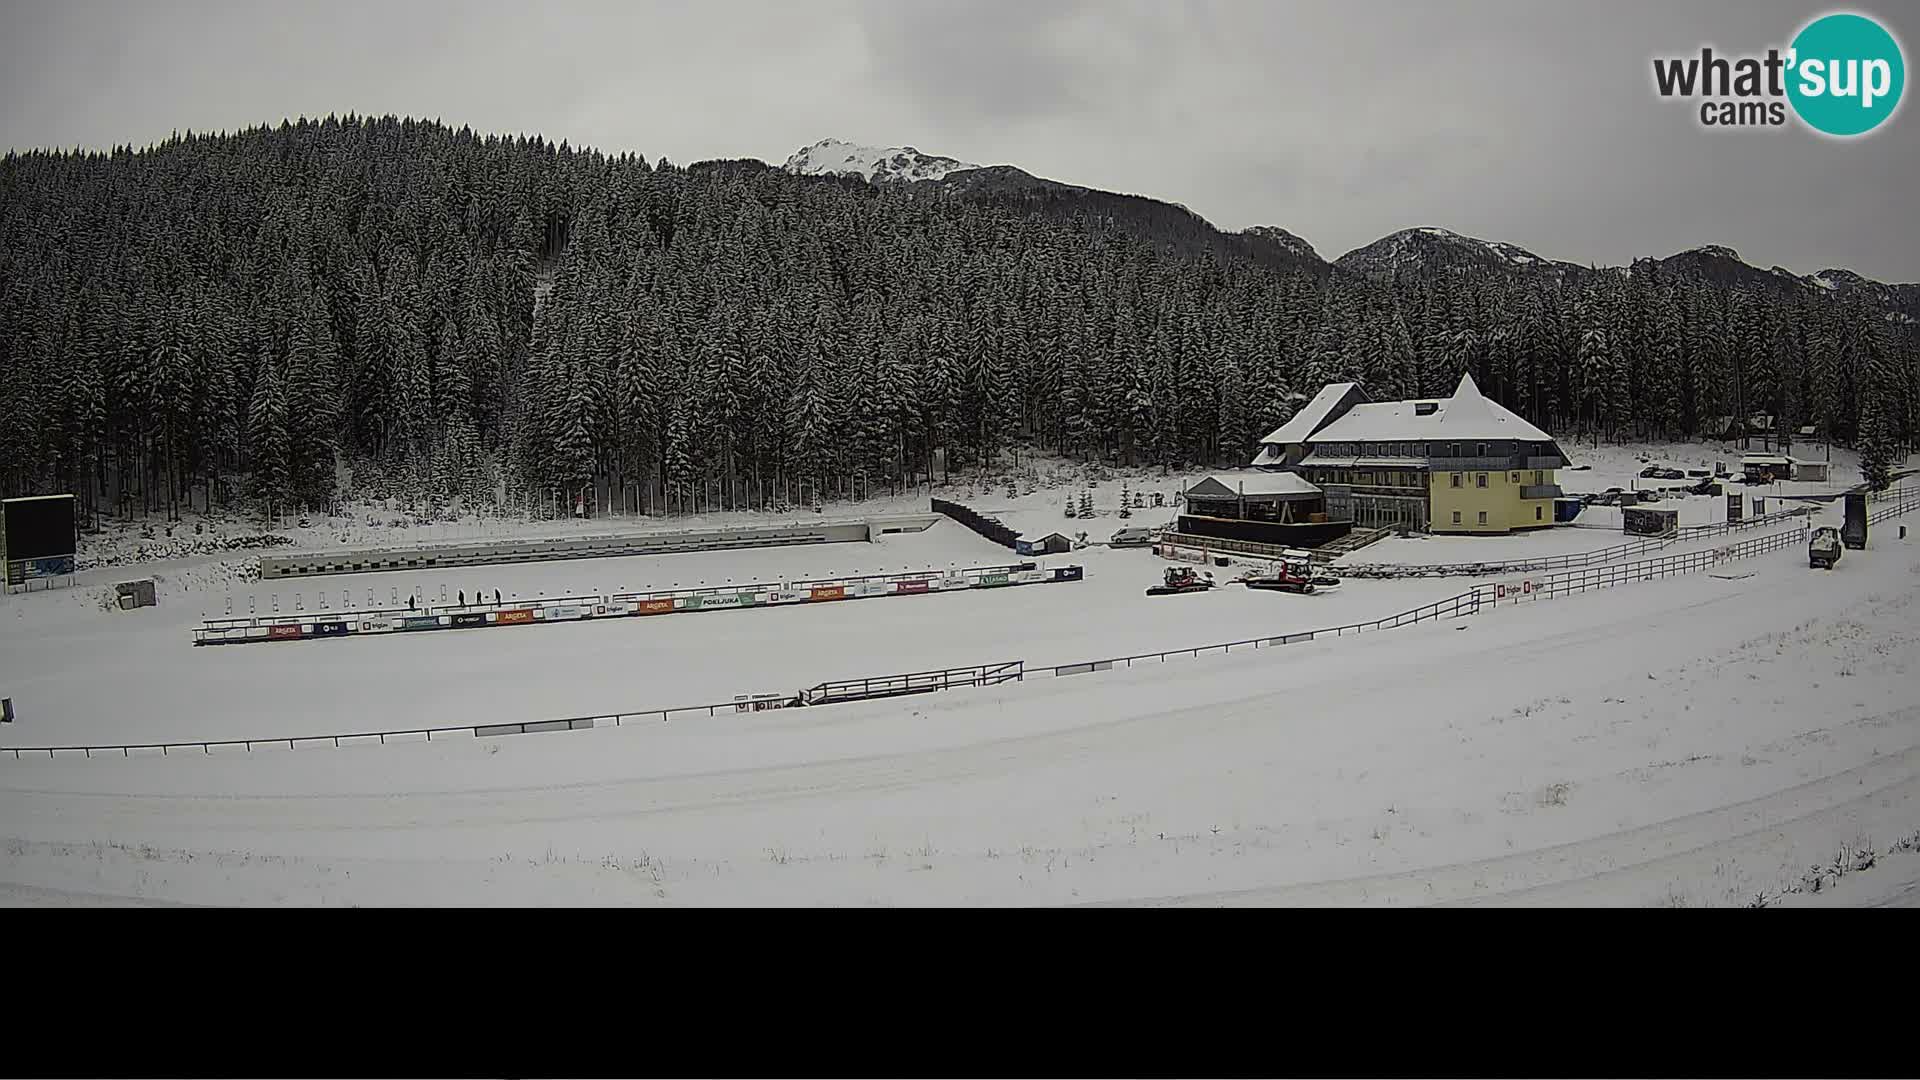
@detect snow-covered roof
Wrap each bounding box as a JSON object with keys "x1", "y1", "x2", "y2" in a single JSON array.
[
  {"x1": 1309, "y1": 373, "x2": 1552, "y2": 444},
  {"x1": 1260, "y1": 383, "x2": 1361, "y2": 446},
  {"x1": 1187, "y1": 472, "x2": 1323, "y2": 500}
]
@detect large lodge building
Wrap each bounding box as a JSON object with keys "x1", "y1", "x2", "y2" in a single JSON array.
[{"x1": 1179, "y1": 372, "x2": 1569, "y2": 546}]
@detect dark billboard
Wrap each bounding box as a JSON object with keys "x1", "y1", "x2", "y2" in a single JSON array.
[
  {"x1": 3, "y1": 495, "x2": 77, "y2": 584},
  {"x1": 2, "y1": 495, "x2": 77, "y2": 561}
]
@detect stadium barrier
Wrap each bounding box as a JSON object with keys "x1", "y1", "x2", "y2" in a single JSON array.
[
  {"x1": 255, "y1": 514, "x2": 940, "y2": 580},
  {"x1": 192, "y1": 561, "x2": 1085, "y2": 646},
  {"x1": 930, "y1": 498, "x2": 1020, "y2": 550}
]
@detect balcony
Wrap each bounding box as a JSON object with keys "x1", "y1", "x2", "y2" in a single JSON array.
[
  {"x1": 1525, "y1": 456, "x2": 1566, "y2": 471},
  {"x1": 1520, "y1": 484, "x2": 1563, "y2": 500},
  {"x1": 1428, "y1": 456, "x2": 1516, "y2": 473}
]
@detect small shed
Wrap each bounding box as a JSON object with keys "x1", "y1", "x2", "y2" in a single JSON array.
[
  {"x1": 1791, "y1": 459, "x2": 1830, "y2": 483},
  {"x1": 1742, "y1": 454, "x2": 1795, "y2": 482},
  {"x1": 114, "y1": 579, "x2": 157, "y2": 610},
  {"x1": 1622, "y1": 506, "x2": 1680, "y2": 537},
  {"x1": 1015, "y1": 532, "x2": 1074, "y2": 556}
]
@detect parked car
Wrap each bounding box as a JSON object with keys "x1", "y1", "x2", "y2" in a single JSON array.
[{"x1": 1109, "y1": 526, "x2": 1157, "y2": 548}]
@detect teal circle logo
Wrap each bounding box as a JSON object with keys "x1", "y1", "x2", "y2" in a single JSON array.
[{"x1": 1787, "y1": 12, "x2": 1905, "y2": 136}]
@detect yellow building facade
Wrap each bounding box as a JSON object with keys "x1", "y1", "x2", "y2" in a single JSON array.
[{"x1": 1429, "y1": 465, "x2": 1560, "y2": 534}]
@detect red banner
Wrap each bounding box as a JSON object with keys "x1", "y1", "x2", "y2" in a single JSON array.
[
  {"x1": 268, "y1": 624, "x2": 303, "y2": 640},
  {"x1": 894, "y1": 580, "x2": 930, "y2": 594},
  {"x1": 637, "y1": 598, "x2": 676, "y2": 615}
]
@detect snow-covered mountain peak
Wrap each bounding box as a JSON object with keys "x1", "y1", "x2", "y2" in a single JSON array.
[
  {"x1": 1335, "y1": 226, "x2": 1559, "y2": 276},
  {"x1": 1682, "y1": 244, "x2": 1744, "y2": 263},
  {"x1": 1242, "y1": 225, "x2": 1318, "y2": 259},
  {"x1": 782, "y1": 139, "x2": 982, "y2": 183}
]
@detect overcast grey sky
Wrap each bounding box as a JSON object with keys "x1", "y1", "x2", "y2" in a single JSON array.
[{"x1": 3, "y1": 0, "x2": 1915, "y2": 279}]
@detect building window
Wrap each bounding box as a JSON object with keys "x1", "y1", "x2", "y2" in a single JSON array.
[
  {"x1": 1478, "y1": 511, "x2": 1488, "y2": 525},
  {"x1": 1536, "y1": 506, "x2": 1544, "y2": 521},
  {"x1": 1452, "y1": 510, "x2": 1462, "y2": 524},
  {"x1": 1476, "y1": 473, "x2": 1488, "y2": 488},
  {"x1": 1534, "y1": 470, "x2": 1542, "y2": 485},
  {"x1": 1476, "y1": 443, "x2": 1487, "y2": 457},
  {"x1": 1450, "y1": 473, "x2": 1462, "y2": 488}
]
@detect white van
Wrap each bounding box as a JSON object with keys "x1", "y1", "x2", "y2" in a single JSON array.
[{"x1": 1110, "y1": 526, "x2": 1157, "y2": 548}]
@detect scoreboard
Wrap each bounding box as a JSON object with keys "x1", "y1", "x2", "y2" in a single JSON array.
[{"x1": 2, "y1": 494, "x2": 78, "y2": 587}]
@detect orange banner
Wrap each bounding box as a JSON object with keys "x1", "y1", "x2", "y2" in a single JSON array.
[
  {"x1": 496, "y1": 609, "x2": 534, "y2": 624},
  {"x1": 809, "y1": 586, "x2": 846, "y2": 601},
  {"x1": 637, "y1": 598, "x2": 676, "y2": 615}
]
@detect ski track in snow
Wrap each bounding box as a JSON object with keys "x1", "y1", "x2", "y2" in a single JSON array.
[
  {"x1": 3, "y1": 498, "x2": 1917, "y2": 906},
  {"x1": 2, "y1": 444, "x2": 1913, "y2": 905}
]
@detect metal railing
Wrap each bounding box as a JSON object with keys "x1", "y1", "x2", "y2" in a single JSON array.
[
  {"x1": 1158, "y1": 532, "x2": 1339, "y2": 564},
  {"x1": 1480, "y1": 522, "x2": 1812, "y2": 607},
  {"x1": 1868, "y1": 492, "x2": 1920, "y2": 524},
  {"x1": 800, "y1": 661, "x2": 1025, "y2": 706},
  {"x1": 1, "y1": 661, "x2": 1031, "y2": 760},
  {"x1": 1337, "y1": 506, "x2": 1815, "y2": 579},
  {"x1": 3, "y1": 699, "x2": 754, "y2": 760},
  {"x1": 1032, "y1": 588, "x2": 1485, "y2": 677}
]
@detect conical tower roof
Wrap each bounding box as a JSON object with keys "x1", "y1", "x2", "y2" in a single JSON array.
[{"x1": 1434, "y1": 371, "x2": 1498, "y2": 435}]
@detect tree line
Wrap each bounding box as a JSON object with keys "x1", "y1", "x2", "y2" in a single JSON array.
[{"x1": 1, "y1": 114, "x2": 1912, "y2": 526}]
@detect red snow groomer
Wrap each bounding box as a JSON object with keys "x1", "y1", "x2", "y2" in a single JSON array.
[
  {"x1": 1146, "y1": 565, "x2": 1216, "y2": 596},
  {"x1": 1242, "y1": 555, "x2": 1316, "y2": 594}
]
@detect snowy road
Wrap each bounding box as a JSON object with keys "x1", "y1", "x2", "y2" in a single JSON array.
[{"x1": 2, "y1": 522, "x2": 1915, "y2": 905}]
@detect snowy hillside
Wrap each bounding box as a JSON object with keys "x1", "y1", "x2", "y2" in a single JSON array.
[
  {"x1": 1241, "y1": 225, "x2": 1318, "y2": 260},
  {"x1": 782, "y1": 139, "x2": 983, "y2": 183}
]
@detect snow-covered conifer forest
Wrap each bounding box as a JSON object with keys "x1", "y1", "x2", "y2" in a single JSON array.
[{"x1": 1, "y1": 116, "x2": 1914, "y2": 523}]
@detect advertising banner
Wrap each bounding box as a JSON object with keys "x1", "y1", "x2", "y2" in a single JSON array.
[
  {"x1": 894, "y1": 579, "x2": 930, "y2": 594},
  {"x1": 637, "y1": 598, "x2": 676, "y2": 615},
  {"x1": 810, "y1": 586, "x2": 846, "y2": 601},
  {"x1": 313, "y1": 621, "x2": 351, "y2": 636},
  {"x1": 267, "y1": 624, "x2": 303, "y2": 640},
  {"x1": 451, "y1": 612, "x2": 487, "y2": 627},
  {"x1": 495, "y1": 609, "x2": 534, "y2": 624}
]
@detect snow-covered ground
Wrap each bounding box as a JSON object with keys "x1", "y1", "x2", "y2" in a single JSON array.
[
  {"x1": 0, "y1": 520, "x2": 1471, "y2": 747},
  {"x1": 1557, "y1": 437, "x2": 1886, "y2": 501},
  {"x1": 6, "y1": 439, "x2": 1914, "y2": 906},
  {"x1": 2, "y1": 494, "x2": 1916, "y2": 906}
]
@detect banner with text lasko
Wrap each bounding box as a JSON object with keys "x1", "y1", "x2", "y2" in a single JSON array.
[{"x1": 1653, "y1": 11, "x2": 1905, "y2": 136}]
